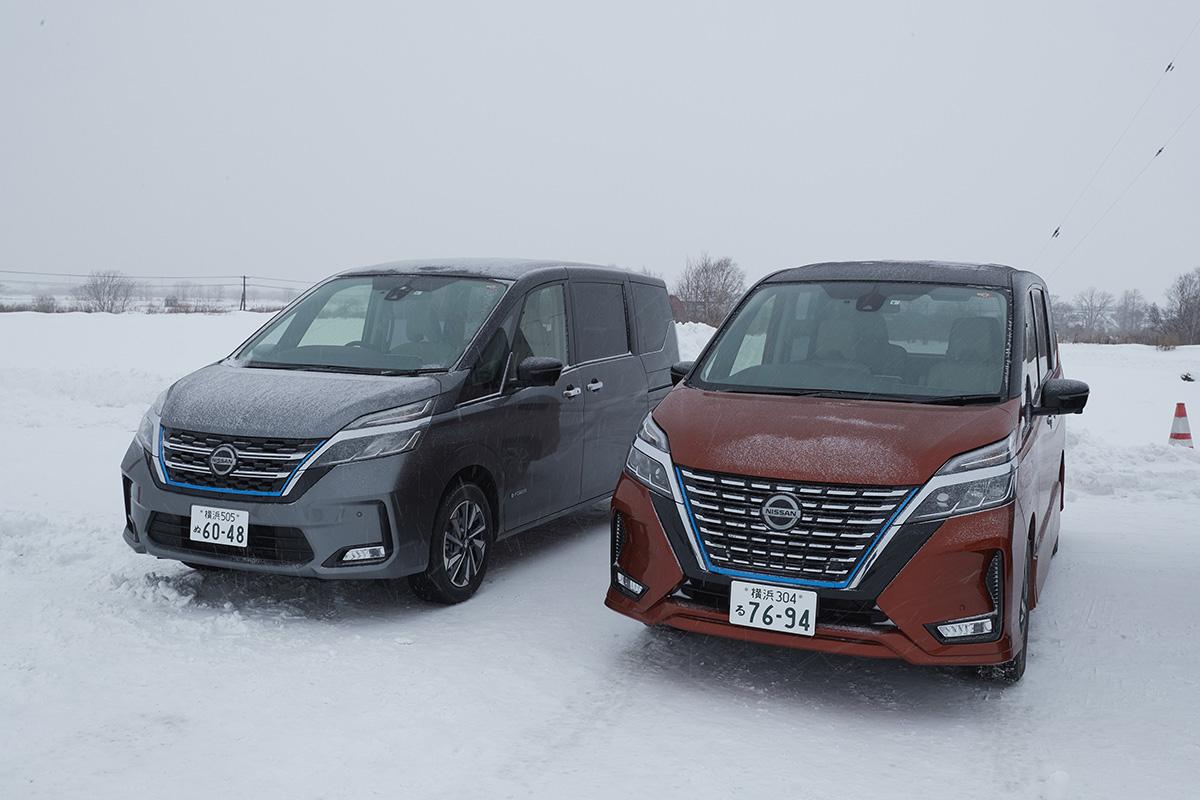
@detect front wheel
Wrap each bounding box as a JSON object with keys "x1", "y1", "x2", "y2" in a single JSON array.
[{"x1": 408, "y1": 483, "x2": 493, "y2": 604}]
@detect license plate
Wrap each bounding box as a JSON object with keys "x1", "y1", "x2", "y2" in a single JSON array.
[
  {"x1": 729, "y1": 580, "x2": 817, "y2": 636},
  {"x1": 189, "y1": 505, "x2": 250, "y2": 548}
]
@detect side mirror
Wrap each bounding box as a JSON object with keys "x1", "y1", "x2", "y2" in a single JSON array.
[
  {"x1": 670, "y1": 361, "x2": 694, "y2": 386},
  {"x1": 1034, "y1": 378, "x2": 1089, "y2": 415},
  {"x1": 516, "y1": 356, "x2": 563, "y2": 387}
]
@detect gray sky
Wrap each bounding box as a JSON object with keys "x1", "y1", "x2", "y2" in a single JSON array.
[{"x1": 2, "y1": 0, "x2": 1198, "y2": 301}]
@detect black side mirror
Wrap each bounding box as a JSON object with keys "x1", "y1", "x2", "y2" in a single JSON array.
[
  {"x1": 516, "y1": 356, "x2": 563, "y2": 387},
  {"x1": 670, "y1": 361, "x2": 694, "y2": 386},
  {"x1": 1034, "y1": 378, "x2": 1089, "y2": 415}
]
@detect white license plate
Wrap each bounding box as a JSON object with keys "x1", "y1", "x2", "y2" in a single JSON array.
[
  {"x1": 189, "y1": 505, "x2": 250, "y2": 548},
  {"x1": 728, "y1": 580, "x2": 817, "y2": 636}
]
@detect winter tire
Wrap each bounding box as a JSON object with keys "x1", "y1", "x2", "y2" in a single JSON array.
[{"x1": 409, "y1": 482, "x2": 493, "y2": 604}]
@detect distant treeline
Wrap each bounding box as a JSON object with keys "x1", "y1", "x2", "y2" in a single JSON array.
[{"x1": 1050, "y1": 266, "x2": 1200, "y2": 347}]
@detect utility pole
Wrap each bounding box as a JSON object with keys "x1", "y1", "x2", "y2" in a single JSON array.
[{"x1": 240, "y1": 275, "x2": 247, "y2": 311}]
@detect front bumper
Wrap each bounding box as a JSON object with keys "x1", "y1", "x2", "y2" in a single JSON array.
[
  {"x1": 605, "y1": 473, "x2": 1021, "y2": 666},
  {"x1": 119, "y1": 441, "x2": 430, "y2": 579}
]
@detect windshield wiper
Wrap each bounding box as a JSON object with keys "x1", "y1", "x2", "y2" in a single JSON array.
[
  {"x1": 918, "y1": 394, "x2": 1003, "y2": 405},
  {"x1": 241, "y1": 361, "x2": 445, "y2": 377}
]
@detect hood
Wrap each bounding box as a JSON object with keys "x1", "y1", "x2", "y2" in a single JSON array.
[
  {"x1": 162, "y1": 363, "x2": 442, "y2": 439},
  {"x1": 655, "y1": 385, "x2": 1020, "y2": 487}
]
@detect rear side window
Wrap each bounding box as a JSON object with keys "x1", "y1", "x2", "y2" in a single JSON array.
[
  {"x1": 632, "y1": 283, "x2": 672, "y2": 354},
  {"x1": 573, "y1": 282, "x2": 629, "y2": 362}
]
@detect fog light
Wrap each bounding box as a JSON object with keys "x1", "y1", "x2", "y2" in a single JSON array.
[
  {"x1": 937, "y1": 616, "x2": 994, "y2": 639},
  {"x1": 342, "y1": 546, "x2": 387, "y2": 562},
  {"x1": 614, "y1": 569, "x2": 645, "y2": 597}
]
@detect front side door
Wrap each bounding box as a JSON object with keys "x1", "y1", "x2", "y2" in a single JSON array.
[
  {"x1": 570, "y1": 280, "x2": 649, "y2": 501},
  {"x1": 500, "y1": 282, "x2": 585, "y2": 529}
]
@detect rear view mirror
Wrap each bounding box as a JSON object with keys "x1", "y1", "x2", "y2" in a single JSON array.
[
  {"x1": 1034, "y1": 378, "x2": 1089, "y2": 415},
  {"x1": 670, "y1": 361, "x2": 694, "y2": 386},
  {"x1": 516, "y1": 356, "x2": 563, "y2": 387}
]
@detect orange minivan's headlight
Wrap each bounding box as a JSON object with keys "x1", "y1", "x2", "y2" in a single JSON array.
[
  {"x1": 625, "y1": 412, "x2": 673, "y2": 497},
  {"x1": 908, "y1": 434, "x2": 1017, "y2": 522}
]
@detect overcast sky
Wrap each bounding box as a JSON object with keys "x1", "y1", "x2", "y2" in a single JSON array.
[{"x1": 2, "y1": 1, "x2": 1198, "y2": 300}]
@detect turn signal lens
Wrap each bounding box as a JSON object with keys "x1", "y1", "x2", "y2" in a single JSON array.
[
  {"x1": 343, "y1": 546, "x2": 387, "y2": 562},
  {"x1": 937, "y1": 617, "x2": 994, "y2": 638},
  {"x1": 614, "y1": 569, "x2": 645, "y2": 596}
]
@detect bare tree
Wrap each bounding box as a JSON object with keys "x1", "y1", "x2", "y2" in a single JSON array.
[
  {"x1": 1163, "y1": 267, "x2": 1200, "y2": 345},
  {"x1": 73, "y1": 270, "x2": 136, "y2": 313},
  {"x1": 674, "y1": 254, "x2": 745, "y2": 326},
  {"x1": 1112, "y1": 289, "x2": 1148, "y2": 340},
  {"x1": 1072, "y1": 287, "x2": 1114, "y2": 340}
]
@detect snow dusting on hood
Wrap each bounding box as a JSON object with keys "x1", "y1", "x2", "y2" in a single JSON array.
[
  {"x1": 162, "y1": 363, "x2": 442, "y2": 439},
  {"x1": 655, "y1": 386, "x2": 1020, "y2": 486}
]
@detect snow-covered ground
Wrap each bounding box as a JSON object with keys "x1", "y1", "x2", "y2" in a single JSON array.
[{"x1": 1, "y1": 312, "x2": 1198, "y2": 799}]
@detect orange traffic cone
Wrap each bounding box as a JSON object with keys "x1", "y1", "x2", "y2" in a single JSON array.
[{"x1": 1169, "y1": 403, "x2": 1193, "y2": 448}]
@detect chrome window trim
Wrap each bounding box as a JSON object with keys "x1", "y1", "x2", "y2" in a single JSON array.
[{"x1": 565, "y1": 351, "x2": 634, "y2": 372}]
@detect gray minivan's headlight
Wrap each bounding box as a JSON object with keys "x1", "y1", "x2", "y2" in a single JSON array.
[
  {"x1": 136, "y1": 390, "x2": 168, "y2": 453},
  {"x1": 626, "y1": 413, "x2": 673, "y2": 497},
  {"x1": 311, "y1": 399, "x2": 434, "y2": 467},
  {"x1": 908, "y1": 434, "x2": 1017, "y2": 522}
]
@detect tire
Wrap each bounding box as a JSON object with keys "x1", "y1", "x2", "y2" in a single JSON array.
[
  {"x1": 408, "y1": 482, "x2": 493, "y2": 604},
  {"x1": 984, "y1": 546, "x2": 1032, "y2": 684}
]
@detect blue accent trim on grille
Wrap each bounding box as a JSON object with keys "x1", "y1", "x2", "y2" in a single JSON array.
[
  {"x1": 675, "y1": 466, "x2": 917, "y2": 589},
  {"x1": 157, "y1": 427, "x2": 325, "y2": 498}
]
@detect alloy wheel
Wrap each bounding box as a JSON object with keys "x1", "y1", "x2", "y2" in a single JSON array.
[{"x1": 443, "y1": 499, "x2": 488, "y2": 588}]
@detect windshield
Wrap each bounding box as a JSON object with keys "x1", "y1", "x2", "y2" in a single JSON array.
[
  {"x1": 232, "y1": 274, "x2": 510, "y2": 374},
  {"x1": 694, "y1": 281, "x2": 1010, "y2": 402}
]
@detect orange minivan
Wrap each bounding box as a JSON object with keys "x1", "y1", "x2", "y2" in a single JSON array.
[{"x1": 606, "y1": 261, "x2": 1088, "y2": 682}]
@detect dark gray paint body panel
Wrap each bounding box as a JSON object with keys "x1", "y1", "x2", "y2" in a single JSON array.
[{"x1": 163, "y1": 364, "x2": 441, "y2": 439}]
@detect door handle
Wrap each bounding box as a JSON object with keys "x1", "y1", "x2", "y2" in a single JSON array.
[
  {"x1": 587, "y1": 379, "x2": 604, "y2": 392},
  {"x1": 563, "y1": 386, "x2": 582, "y2": 399}
]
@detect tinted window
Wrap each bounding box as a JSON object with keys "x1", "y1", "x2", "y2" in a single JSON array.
[
  {"x1": 514, "y1": 284, "x2": 569, "y2": 366},
  {"x1": 574, "y1": 282, "x2": 629, "y2": 362},
  {"x1": 1034, "y1": 288, "x2": 1054, "y2": 371},
  {"x1": 236, "y1": 275, "x2": 509, "y2": 373},
  {"x1": 296, "y1": 282, "x2": 371, "y2": 347},
  {"x1": 1031, "y1": 290, "x2": 1048, "y2": 388},
  {"x1": 632, "y1": 283, "x2": 672, "y2": 354},
  {"x1": 461, "y1": 306, "x2": 518, "y2": 403},
  {"x1": 696, "y1": 281, "x2": 1009, "y2": 401}
]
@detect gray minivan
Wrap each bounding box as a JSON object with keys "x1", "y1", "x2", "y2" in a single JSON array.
[{"x1": 120, "y1": 258, "x2": 678, "y2": 603}]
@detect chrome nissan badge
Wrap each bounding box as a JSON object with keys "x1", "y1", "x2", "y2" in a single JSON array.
[
  {"x1": 208, "y1": 445, "x2": 238, "y2": 476},
  {"x1": 761, "y1": 493, "x2": 803, "y2": 531}
]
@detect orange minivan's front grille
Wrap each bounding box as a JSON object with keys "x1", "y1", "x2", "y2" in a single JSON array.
[{"x1": 677, "y1": 466, "x2": 915, "y2": 587}]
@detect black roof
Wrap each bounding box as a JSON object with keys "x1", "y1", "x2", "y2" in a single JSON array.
[
  {"x1": 764, "y1": 260, "x2": 1039, "y2": 289},
  {"x1": 338, "y1": 257, "x2": 630, "y2": 282}
]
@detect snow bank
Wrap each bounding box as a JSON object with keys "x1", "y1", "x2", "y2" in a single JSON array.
[{"x1": 675, "y1": 321, "x2": 717, "y2": 361}]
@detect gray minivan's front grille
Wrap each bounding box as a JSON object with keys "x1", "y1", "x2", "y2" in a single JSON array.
[
  {"x1": 677, "y1": 466, "x2": 915, "y2": 586},
  {"x1": 160, "y1": 428, "x2": 323, "y2": 495}
]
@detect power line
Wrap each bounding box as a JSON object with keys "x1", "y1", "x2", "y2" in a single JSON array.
[
  {"x1": 0, "y1": 268, "x2": 312, "y2": 285},
  {"x1": 1032, "y1": 11, "x2": 1200, "y2": 265},
  {"x1": 1047, "y1": 96, "x2": 1200, "y2": 276}
]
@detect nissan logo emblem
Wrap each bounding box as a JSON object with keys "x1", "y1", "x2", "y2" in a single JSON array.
[
  {"x1": 208, "y1": 445, "x2": 238, "y2": 477},
  {"x1": 761, "y1": 493, "x2": 803, "y2": 531}
]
